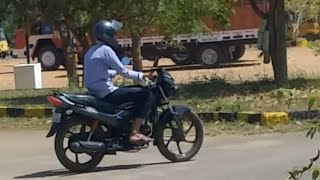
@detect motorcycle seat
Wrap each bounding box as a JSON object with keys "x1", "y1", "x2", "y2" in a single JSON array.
[{"x1": 61, "y1": 93, "x2": 135, "y2": 112}]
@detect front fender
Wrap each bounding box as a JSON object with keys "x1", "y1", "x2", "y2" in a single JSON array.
[
  {"x1": 153, "y1": 105, "x2": 191, "y2": 146},
  {"x1": 172, "y1": 105, "x2": 192, "y2": 119},
  {"x1": 158, "y1": 105, "x2": 191, "y2": 125}
]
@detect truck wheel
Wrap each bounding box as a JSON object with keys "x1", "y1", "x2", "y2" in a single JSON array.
[
  {"x1": 38, "y1": 46, "x2": 63, "y2": 71},
  {"x1": 197, "y1": 45, "x2": 223, "y2": 67},
  {"x1": 230, "y1": 45, "x2": 245, "y2": 62},
  {"x1": 1, "y1": 53, "x2": 6, "y2": 59},
  {"x1": 170, "y1": 52, "x2": 193, "y2": 65}
]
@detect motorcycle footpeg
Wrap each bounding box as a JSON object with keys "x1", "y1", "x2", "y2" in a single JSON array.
[
  {"x1": 130, "y1": 139, "x2": 152, "y2": 147},
  {"x1": 108, "y1": 143, "x2": 123, "y2": 150}
]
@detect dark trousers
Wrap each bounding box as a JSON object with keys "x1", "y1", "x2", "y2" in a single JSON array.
[{"x1": 103, "y1": 86, "x2": 152, "y2": 119}]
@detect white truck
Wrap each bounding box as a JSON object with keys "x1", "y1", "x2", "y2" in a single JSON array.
[{"x1": 10, "y1": 0, "x2": 265, "y2": 70}]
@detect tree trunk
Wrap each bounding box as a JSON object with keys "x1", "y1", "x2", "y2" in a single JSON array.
[
  {"x1": 57, "y1": 22, "x2": 79, "y2": 88},
  {"x1": 25, "y1": 23, "x2": 30, "y2": 64},
  {"x1": 269, "y1": 0, "x2": 288, "y2": 84},
  {"x1": 249, "y1": 0, "x2": 268, "y2": 19},
  {"x1": 65, "y1": 51, "x2": 79, "y2": 88},
  {"x1": 131, "y1": 34, "x2": 143, "y2": 71},
  {"x1": 249, "y1": 0, "x2": 288, "y2": 85}
]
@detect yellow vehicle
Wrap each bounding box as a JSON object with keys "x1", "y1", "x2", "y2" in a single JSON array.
[
  {"x1": 0, "y1": 27, "x2": 9, "y2": 58},
  {"x1": 299, "y1": 20, "x2": 320, "y2": 41},
  {"x1": 286, "y1": 12, "x2": 320, "y2": 41}
]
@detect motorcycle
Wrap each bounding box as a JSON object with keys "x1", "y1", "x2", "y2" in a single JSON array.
[{"x1": 46, "y1": 68, "x2": 204, "y2": 173}]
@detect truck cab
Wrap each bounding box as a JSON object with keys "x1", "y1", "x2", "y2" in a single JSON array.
[{"x1": 11, "y1": 19, "x2": 82, "y2": 71}]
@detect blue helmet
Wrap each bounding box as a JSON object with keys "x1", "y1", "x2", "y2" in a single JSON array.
[{"x1": 93, "y1": 20, "x2": 123, "y2": 50}]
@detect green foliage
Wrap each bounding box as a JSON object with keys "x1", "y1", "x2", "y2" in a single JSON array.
[
  {"x1": 313, "y1": 168, "x2": 320, "y2": 180},
  {"x1": 288, "y1": 150, "x2": 320, "y2": 180},
  {"x1": 288, "y1": 121, "x2": 320, "y2": 180},
  {"x1": 0, "y1": 0, "x2": 235, "y2": 45},
  {"x1": 157, "y1": 0, "x2": 234, "y2": 38},
  {"x1": 285, "y1": 0, "x2": 320, "y2": 40},
  {"x1": 271, "y1": 88, "x2": 301, "y2": 109},
  {"x1": 0, "y1": 0, "x2": 236, "y2": 73},
  {"x1": 289, "y1": 4, "x2": 320, "y2": 175},
  {"x1": 0, "y1": 1, "x2": 28, "y2": 40},
  {"x1": 308, "y1": 96, "x2": 317, "y2": 112},
  {"x1": 0, "y1": 14, "x2": 14, "y2": 42},
  {"x1": 275, "y1": 89, "x2": 285, "y2": 103},
  {"x1": 308, "y1": 40, "x2": 320, "y2": 56},
  {"x1": 96, "y1": 0, "x2": 234, "y2": 41},
  {"x1": 285, "y1": 0, "x2": 320, "y2": 20}
]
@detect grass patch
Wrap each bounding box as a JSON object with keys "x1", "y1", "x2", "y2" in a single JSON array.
[
  {"x1": 173, "y1": 77, "x2": 320, "y2": 112},
  {"x1": 1, "y1": 76, "x2": 319, "y2": 136},
  {"x1": 0, "y1": 88, "x2": 86, "y2": 107},
  {"x1": 177, "y1": 77, "x2": 320, "y2": 99},
  {"x1": 1, "y1": 77, "x2": 320, "y2": 113},
  {"x1": 308, "y1": 40, "x2": 320, "y2": 55}
]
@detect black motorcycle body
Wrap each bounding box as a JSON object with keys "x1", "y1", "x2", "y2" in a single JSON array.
[{"x1": 46, "y1": 68, "x2": 203, "y2": 173}]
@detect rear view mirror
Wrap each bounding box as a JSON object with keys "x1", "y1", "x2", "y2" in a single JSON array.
[{"x1": 121, "y1": 56, "x2": 131, "y2": 65}]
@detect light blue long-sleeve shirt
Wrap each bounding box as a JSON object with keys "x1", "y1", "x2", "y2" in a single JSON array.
[{"x1": 84, "y1": 43, "x2": 144, "y2": 98}]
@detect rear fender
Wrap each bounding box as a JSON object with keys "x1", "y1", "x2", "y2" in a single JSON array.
[
  {"x1": 46, "y1": 121, "x2": 61, "y2": 138},
  {"x1": 46, "y1": 92, "x2": 81, "y2": 138},
  {"x1": 46, "y1": 108, "x2": 67, "y2": 138}
]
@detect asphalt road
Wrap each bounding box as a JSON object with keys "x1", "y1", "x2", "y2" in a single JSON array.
[{"x1": 0, "y1": 130, "x2": 319, "y2": 180}]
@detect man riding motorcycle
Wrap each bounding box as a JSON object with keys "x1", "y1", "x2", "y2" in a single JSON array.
[{"x1": 84, "y1": 20, "x2": 153, "y2": 144}]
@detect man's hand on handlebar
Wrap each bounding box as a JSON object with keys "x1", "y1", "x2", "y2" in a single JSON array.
[
  {"x1": 143, "y1": 72, "x2": 156, "y2": 81},
  {"x1": 141, "y1": 72, "x2": 157, "y2": 86}
]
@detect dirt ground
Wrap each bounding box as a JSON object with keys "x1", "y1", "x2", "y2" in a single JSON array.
[{"x1": 0, "y1": 47, "x2": 319, "y2": 90}]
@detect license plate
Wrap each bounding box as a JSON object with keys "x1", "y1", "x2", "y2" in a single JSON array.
[{"x1": 52, "y1": 107, "x2": 62, "y2": 123}]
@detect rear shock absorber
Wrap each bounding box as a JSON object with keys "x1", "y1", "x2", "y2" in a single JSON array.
[{"x1": 87, "y1": 120, "x2": 99, "y2": 142}]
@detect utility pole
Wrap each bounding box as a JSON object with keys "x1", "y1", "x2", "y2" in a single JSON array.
[{"x1": 25, "y1": 11, "x2": 31, "y2": 64}]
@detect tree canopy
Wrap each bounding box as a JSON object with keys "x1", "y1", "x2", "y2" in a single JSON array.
[
  {"x1": 1, "y1": 0, "x2": 235, "y2": 43},
  {"x1": 285, "y1": 0, "x2": 320, "y2": 20},
  {"x1": 0, "y1": 0, "x2": 236, "y2": 86}
]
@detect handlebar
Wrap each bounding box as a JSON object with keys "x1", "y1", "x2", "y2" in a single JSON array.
[{"x1": 141, "y1": 77, "x2": 156, "y2": 87}]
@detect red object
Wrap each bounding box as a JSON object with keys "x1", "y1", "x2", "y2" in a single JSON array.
[
  {"x1": 229, "y1": 0, "x2": 268, "y2": 30},
  {"x1": 13, "y1": 28, "x2": 26, "y2": 49},
  {"x1": 47, "y1": 96, "x2": 63, "y2": 107}
]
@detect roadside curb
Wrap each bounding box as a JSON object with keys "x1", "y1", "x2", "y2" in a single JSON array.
[
  {"x1": 198, "y1": 110, "x2": 319, "y2": 125},
  {"x1": 1, "y1": 106, "x2": 319, "y2": 125},
  {"x1": 0, "y1": 106, "x2": 52, "y2": 118},
  {"x1": 197, "y1": 112, "x2": 289, "y2": 126}
]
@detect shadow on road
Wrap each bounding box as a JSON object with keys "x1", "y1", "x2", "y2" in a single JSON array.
[
  {"x1": 0, "y1": 71, "x2": 13, "y2": 75},
  {"x1": 143, "y1": 61, "x2": 260, "y2": 73},
  {"x1": 14, "y1": 161, "x2": 177, "y2": 179},
  {"x1": 0, "y1": 59, "x2": 260, "y2": 76}
]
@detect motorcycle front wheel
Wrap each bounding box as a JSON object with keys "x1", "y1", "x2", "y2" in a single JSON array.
[
  {"x1": 54, "y1": 117, "x2": 105, "y2": 173},
  {"x1": 155, "y1": 111, "x2": 204, "y2": 162}
]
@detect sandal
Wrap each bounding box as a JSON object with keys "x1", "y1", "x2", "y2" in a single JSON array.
[{"x1": 129, "y1": 133, "x2": 152, "y2": 145}]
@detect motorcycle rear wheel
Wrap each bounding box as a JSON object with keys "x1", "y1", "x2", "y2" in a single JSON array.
[
  {"x1": 155, "y1": 111, "x2": 204, "y2": 162},
  {"x1": 54, "y1": 118, "x2": 105, "y2": 173}
]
